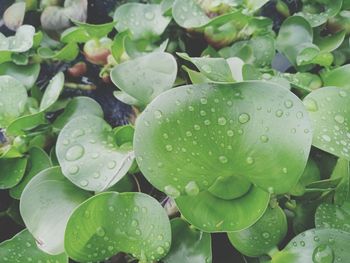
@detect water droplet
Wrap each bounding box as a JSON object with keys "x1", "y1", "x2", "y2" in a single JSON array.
[
  {"x1": 65, "y1": 145, "x2": 84, "y2": 161},
  {"x1": 131, "y1": 220, "x2": 138, "y2": 227},
  {"x1": 80, "y1": 179, "x2": 89, "y2": 187},
  {"x1": 157, "y1": 246, "x2": 165, "y2": 255},
  {"x1": 334, "y1": 114, "x2": 345, "y2": 124},
  {"x1": 284, "y1": 100, "x2": 293, "y2": 108},
  {"x1": 164, "y1": 185, "x2": 180, "y2": 198},
  {"x1": 186, "y1": 131, "x2": 192, "y2": 137},
  {"x1": 275, "y1": 109, "x2": 283, "y2": 117},
  {"x1": 92, "y1": 152, "x2": 100, "y2": 159},
  {"x1": 185, "y1": 181, "x2": 199, "y2": 196},
  {"x1": 322, "y1": 135, "x2": 331, "y2": 142},
  {"x1": 260, "y1": 135, "x2": 269, "y2": 143},
  {"x1": 312, "y1": 244, "x2": 334, "y2": 263},
  {"x1": 96, "y1": 227, "x2": 105, "y2": 237},
  {"x1": 227, "y1": 130, "x2": 234, "y2": 137},
  {"x1": 218, "y1": 117, "x2": 227, "y2": 125},
  {"x1": 246, "y1": 156, "x2": 254, "y2": 164},
  {"x1": 93, "y1": 172, "x2": 100, "y2": 178},
  {"x1": 282, "y1": 167, "x2": 288, "y2": 174},
  {"x1": 238, "y1": 113, "x2": 250, "y2": 124},
  {"x1": 165, "y1": 145, "x2": 173, "y2": 152},
  {"x1": 304, "y1": 98, "x2": 318, "y2": 112},
  {"x1": 68, "y1": 165, "x2": 79, "y2": 175},
  {"x1": 204, "y1": 119, "x2": 211, "y2": 125},
  {"x1": 200, "y1": 98, "x2": 208, "y2": 104},
  {"x1": 296, "y1": 111, "x2": 304, "y2": 119},
  {"x1": 262, "y1": 232, "x2": 270, "y2": 239},
  {"x1": 108, "y1": 161, "x2": 116, "y2": 169},
  {"x1": 145, "y1": 11, "x2": 155, "y2": 20},
  {"x1": 72, "y1": 129, "x2": 84, "y2": 138},
  {"x1": 194, "y1": 124, "x2": 201, "y2": 130},
  {"x1": 339, "y1": 90, "x2": 347, "y2": 97},
  {"x1": 219, "y1": 155, "x2": 228, "y2": 164},
  {"x1": 154, "y1": 110, "x2": 162, "y2": 119},
  {"x1": 108, "y1": 206, "x2": 115, "y2": 212}
]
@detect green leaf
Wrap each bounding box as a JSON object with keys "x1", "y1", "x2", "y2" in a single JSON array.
[
  {"x1": 56, "y1": 115, "x2": 134, "y2": 192},
  {"x1": 163, "y1": 218, "x2": 212, "y2": 263},
  {"x1": 53, "y1": 96, "x2": 103, "y2": 131},
  {"x1": 61, "y1": 20, "x2": 116, "y2": 43},
  {"x1": 20, "y1": 167, "x2": 91, "y2": 254},
  {"x1": 39, "y1": 72, "x2": 65, "y2": 112},
  {"x1": 290, "y1": 159, "x2": 320, "y2": 196},
  {"x1": 315, "y1": 202, "x2": 350, "y2": 232},
  {"x1": 40, "y1": 0, "x2": 87, "y2": 31},
  {"x1": 0, "y1": 229, "x2": 68, "y2": 263},
  {"x1": 331, "y1": 158, "x2": 350, "y2": 205},
  {"x1": 0, "y1": 25, "x2": 35, "y2": 64},
  {"x1": 303, "y1": 87, "x2": 350, "y2": 160},
  {"x1": 64, "y1": 192, "x2": 171, "y2": 263},
  {"x1": 134, "y1": 81, "x2": 312, "y2": 195},
  {"x1": 314, "y1": 30, "x2": 346, "y2": 53},
  {"x1": 172, "y1": 0, "x2": 210, "y2": 28},
  {"x1": 6, "y1": 112, "x2": 46, "y2": 136},
  {"x1": 228, "y1": 206, "x2": 287, "y2": 257},
  {"x1": 176, "y1": 186, "x2": 270, "y2": 232},
  {"x1": 37, "y1": 43, "x2": 79, "y2": 61},
  {"x1": 114, "y1": 3, "x2": 171, "y2": 40},
  {"x1": 111, "y1": 31, "x2": 131, "y2": 63},
  {"x1": 0, "y1": 157, "x2": 27, "y2": 189},
  {"x1": 297, "y1": 0, "x2": 342, "y2": 27},
  {"x1": 110, "y1": 52, "x2": 177, "y2": 107},
  {"x1": 270, "y1": 228, "x2": 350, "y2": 262},
  {"x1": 10, "y1": 147, "x2": 52, "y2": 200},
  {"x1": 0, "y1": 76, "x2": 28, "y2": 128},
  {"x1": 177, "y1": 52, "x2": 236, "y2": 83},
  {"x1": 322, "y1": 64, "x2": 350, "y2": 89},
  {"x1": 276, "y1": 16, "x2": 314, "y2": 67},
  {"x1": 0, "y1": 62, "x2": 40, "y2": 90}
]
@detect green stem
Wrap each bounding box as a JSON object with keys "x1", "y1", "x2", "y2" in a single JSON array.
[
  {"x1": 64, "y1": 82, "x2": 96, "y2": 91},
  {"x1": 267, "y1": 246, "x2": 280, "y2": 258}
]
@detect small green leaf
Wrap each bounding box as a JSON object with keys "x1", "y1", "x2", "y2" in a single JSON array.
[
  {"x1": 20, "y1": 167, "x2": 91, "y2": 254},
  {"x1": 10, "y1": 147, "x2": 52, "y2": 200},
  {"x1": 56, "y1": 115, "x2": 134, "y2": 191},
  {"x1": 0, "y1": 157, "x2": 27, "y2": 189},
  {"x1": 0, "y1": 76, "x2": 28, "y2": 128},
  {"x1": 53, "y1": 96, "x2": 103, "y2": 131},
  {"x1": 322, "y1": 64, "x2": 350, "y2": 89},
  {"x1": 314, "y1": 30, "x2": 346, "y2": 53},
  {"x1": 110, "y1": 52, "x2": 177, "y2": 107},
  {"x1": 303, "y1": 87, "x2": 350, "y2": 160},
  {"x1": 228, "y1": 206, "x2": 287, "y2": 257},
  {"x1": 39, "y1": 72, "x2": 65, "y2": 112},
  {"x1": 163, "y1": 218, "x2": 212, "y2": 263},
  {"x1": 0, "y1": 229, "x2": 68, "y2": 263},
  {"x1": 176, "y1": 186, "x2": 270, "y2": 232},
  {"x1": 114, "y1": 3, "x2": 171, "y2": 40},
  {"x1": 37, "y1": 43, "x2": 79, "y2": 61},
  {"x1": 64, "y1": 192, "x2": 171, "y2": 263},
  {"x1": 6, "y1": 112, "x2": 46, "y2": 136}
]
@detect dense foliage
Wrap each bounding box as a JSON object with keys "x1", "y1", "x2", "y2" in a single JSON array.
[{"x1": 1, "y1": 0, "x2": 350, "y2": 262}]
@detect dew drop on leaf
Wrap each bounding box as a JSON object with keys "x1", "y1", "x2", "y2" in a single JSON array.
[
  {"x1": 304, "y1": 98, "x2": 318, "y2": 112},
  {"x1": 65, "y1": 145, "x2": 85, "y2": 161},
  {"x1": 334, "y1": 114, "x2": 345, "y2": 124},
  {"x1": 185, "y1": 181, "x2": 199, "y2": 196},
  {"x1": 238, "y1": 113, "x2": 250, "y2": 124},
  {"x1": 218, "y1": 155, "x2": 228, "y2": 164},
  {"x1": 312, "y1": 244, "x2": 334, "y2": 263},
  {"x1": 164, "y1": 185, "x2": 180, "y2": 198}
]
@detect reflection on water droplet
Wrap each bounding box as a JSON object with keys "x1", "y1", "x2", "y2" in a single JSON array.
[
  {"x1": 69, "y1": 165, "x2": 79, "y2": 174},
  {"x1": 260, "y1": 135, "x2": 269, "y2": 143},
  {"x1": 65, "y1": 145, "x2": 84, "y2": 161},
  {"x1": 157, "y1": 246, "x2": 165, "y2": 255},
  {"x1": 322, "y1": 135, "x2": 331, "y2": 142},
  {"x1": 238, "y1": 113, "x2": 250, "y2": 124},
  {"x1": 218, "y1": 117, "x2": 227, "y2": 125},
  {"x1": 312, "y1": 244, "x2": 334, "y2": 263},
  {"x1": 334, "y1": 114, "x2": 345, "y2": 124},
  {"x1": 262, "y1": 232, "x2": 270, "y2": 239},
  {"x1": 284, "y1": 100, "x2": 293, "y2": 108},
  {"x1": 96, "y1": 227, "x2": 105, "y2": 237},
  {"x1": 80, "y1": 179, "x2": 89, "y2": 187},
  {"x1": 200, "y1": 98, "x2": 208, "y2": 104},
  {"x1": 185, "y1": 181, "x2": 199, "y2": 196},
  {"x1": 145, "y1": 11, "x2": 155, "y2": 20},
  {"x1": 275, "y1": 110, "x2": 283, "y2": 117},
  {"x1": 165, "y1": 145, "x2": 173, "y2": 151},
  {"x1": 108, "y1": 161, "x2": 116, "y2": 169},
  {"x1": 227, "y1": 130, "x2": 234, "y2": 137},
  {"x1": 246, "y1": 156, "x2": 254, "y2": 164},
  {"x1": 218, "y1": 156, "x2": 228, "y2": 164}
]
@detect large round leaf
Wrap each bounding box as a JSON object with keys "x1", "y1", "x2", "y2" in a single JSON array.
[
  {"x1": 56, "y1": 115, "x2": 134, "y2": 191},
  {"x1": 163, "y1": 218, "x2": 212, "y2": 263},
  {"x1": 0, "y1": 229, "x2": 68, "y2": 263},
  {"x1": 110, "y1": 52, "x2": 177, "y2": 107},
  {"x1": 0, "y1": 157, "x2": 27, "y2": 189},
  {"x1": 64, "y1": 192, "x2": 171, "y2": 263},
  {"x1": 303, "y1": 87, "x2": 350, "y2": 160},
  {"x1": 176, "y1": 186, "x2": 269, "y2": 232},
  {"x1": 228, "y1": 206, "x2": 287, "y2": 257},
  {"x1": 134, "y1": 81, "x2": 312, "y2": 195},
  {"x1": 270, "y1": 228, "x2": 350, "y2": 262},
  {"x1": 322, "y1": 64, "x2": 350, "y2": 89},
  {"x1": 0, "y1": 76, "x2": 27, "y2": 128},
  {"x1": 113, "y1": 3, "x2": 171, "y2": 40},
  {"x1": 20, "y1": 167, "x2": 91, "y2": 254},
  {"x1": 0, "y1": 62, "x2": 40, "y2": 90}
]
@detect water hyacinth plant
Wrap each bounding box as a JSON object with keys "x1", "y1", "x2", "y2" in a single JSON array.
[{"x1": 1, "y1": 0, "x2": 350, "y2": 262}]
